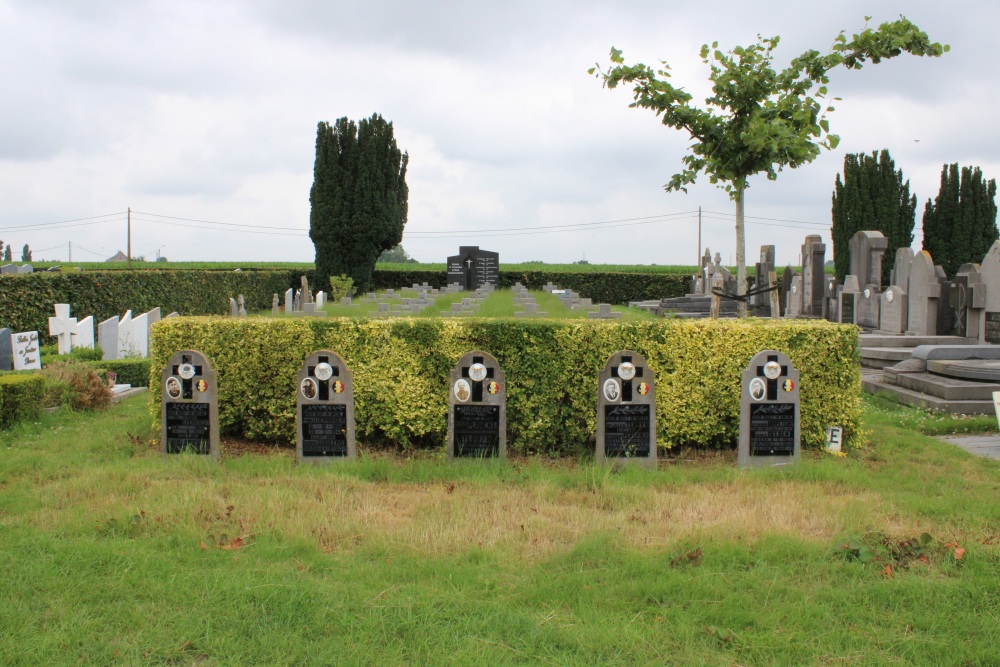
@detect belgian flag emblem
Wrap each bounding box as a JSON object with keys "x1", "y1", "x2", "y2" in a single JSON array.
[
  {"x1": 637, "y1": 382, "x2": 649, "y2": 396},
  {"x1": 333, "y1": 380, "x2": 345, "y2": 394},
  {"x1": 783, "y1": 379, "x2": 795, "y2": 392}
]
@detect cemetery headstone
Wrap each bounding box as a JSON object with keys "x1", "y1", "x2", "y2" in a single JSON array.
[
  {"x1": 839, "y1": 275, "x2": 860, "y2": 325},
  {"x1": 978, "y1": 240, "x2": 1000, "y2": 344},
  {"x1": 73, "y1": 316, "x2": 95, "y2": 350},
  {"x1": 0, "y1": 328, "x2": 12, "y2": 371},
  {"x1": 160, "y1": 350, "x2": 219, "y2": 459},
  {"x1": 229, "y1": 298, "x2": 238, "y2": 318},
  {"x1": 17, "y1": 264, "x2": 32, "y2": 274},
  {"x1": 905, "y1": 251, "x2": 942, "y2": 336},
  {"x1": 0, "y1": 264, "x2": 17, "y2": 275},
  {"x1": 780, "y1": 266, "x2": 794, "y2": 317},
  {"x1": 785, "y1": 276, "x2": 802, "y2": 318},
  {"x1": 237, "y1": 294, "x2": 247, "y2": 317},
  {"x1": 738, "y1": 350, "x2": 800, "y2": 469},
  {"x1": 12, "y1": 331, "x2": 41, "y2": 370},
  {"x1": 753, "y1": 245, "x2": 775, "y2": 312},
  {"x1": 800, "y1": 235, "x2": 826, "y2": 317},
  {"x1": 117, "y1": 310, "x2": 133, "y2": 358},
  {"x1": 48, "y1": 304, "x2": 78, "y2": 355},
  {"x1": 890, "y1": 247, "x2": 915, "y2": 294},
  {"x1": 99, "y1": 316, "x2": 119, "y2": 360},
  {"x1": 272, "y1": 293, "x2": 280, "y2": 315},
  {"x1": 596, "y1": 350, "x2": 656, "y2": 468},
  {"x1": 857, "y1": 287, "x2": 881, "y2": 329},
  {"x1": 848, "y1": 230, "x2": 888, "y2": 290},
  {"x1": 284, "y1": 288, "x2": 294, "y2": 313},
  {"x1": 296, "y1": 350, "x2": 355, "y2": 463},
  {"x1": 131, "y1": 312, "x2": 150, "y2": 358},
  {"x1": 448, "y1": 351, "x2": 506, "y2": 460},
  {"x1": 446, "y1": 246, "x2": 500, "y2": 291},
  {"x1": 878, "y1": 286, "x2": 907, "y2": 334}
]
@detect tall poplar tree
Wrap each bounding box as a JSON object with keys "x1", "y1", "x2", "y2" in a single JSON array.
[
  {"x1": 309, "y1": 114, "x2": 409, "y2": 294},
  {"x1": 831, "y1": 149, "x2": 916, "y2": 284},
  {"x1": 591, "y1": 18, "x2": 946, "y2": 315},
  {"x1": 922, "y1": 164, "x2": 998, "y2": 276}
]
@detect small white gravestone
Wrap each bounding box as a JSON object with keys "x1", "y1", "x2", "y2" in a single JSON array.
[
  {"x1": 48, "y1": 304, "x2": 78, "y2": 355},
  {"x1": 12, "y1": 331, "x2": 41, "y2": 370},
  {"x1": 131, "y1": 312, "x2": 150, "y2": 358},
  {"x1": 993, "y1": 392, "x2": 1000, "y2": 431},
  {"x1": 98, "y1": 316, "x2": 120, "y2": 360},
  {"x1": 73, "y1": 316, "x2": 95, "y2": 350},
  {"x1": 117, "y1": 310, "x2": 133, "y2": 358},
  {"x1": 825, "y1": 427, "x2": 843, "y2": 453}
]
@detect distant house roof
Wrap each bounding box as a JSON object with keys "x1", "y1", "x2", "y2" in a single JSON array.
[{"x1": 106, "y1": 250, "x2": 128, "y2": 262}]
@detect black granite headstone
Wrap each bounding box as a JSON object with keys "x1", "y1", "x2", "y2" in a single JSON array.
[
  {"x1": 296, "y1": 350, "x2": 355, "y2": 463},
  {"x1": 446, "y1": 246, "x2": 499, "y2": 291},
  {"x1": 160, "y1": 350, "x2": 219, "y2": 459},
  {"x1": 596, "y1": 350, "x2": 656, "y2": 468},
  {"x1": 738, "y1": 350, "x2": 800, "y2": 469},
  {"x1": 448, "y1": 350, "x2": 506, "y2": 460}
]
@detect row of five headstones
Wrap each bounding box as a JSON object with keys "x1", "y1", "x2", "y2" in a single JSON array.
[{"x1": 161, "y1": 348, "x2": 805, "y2": 469}]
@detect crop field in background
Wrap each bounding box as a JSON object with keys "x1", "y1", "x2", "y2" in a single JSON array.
[{"x1": 1, "y1": 394, "x2": 998, "y2": 665}]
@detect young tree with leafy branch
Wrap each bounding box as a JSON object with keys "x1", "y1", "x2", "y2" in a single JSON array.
[{"x1": 590, "y1": 17, "x2": 947, "y2": 315}]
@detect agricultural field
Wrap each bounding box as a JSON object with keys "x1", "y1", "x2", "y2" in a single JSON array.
[{"x1": 0, "y1": 394, "x2": 997, "y2": 665}]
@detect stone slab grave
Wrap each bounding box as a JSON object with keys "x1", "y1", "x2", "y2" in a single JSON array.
[
  {"x1": 0, "y1": 327, "x2": 12, "y2": 371},
  {"x1": 906, "y1": 250, "x2": 942, "y2": 336},
  {"x1": 839, "y1": 275, "x2": 860, "y2": 324},
  {"x1": 448, "y1": 351, "x2": 506, "y2": 460},
  {"x1": 447, "y1": 246, "x2": 499, "y2": 291},
  {"x1": 588, "y1": 303, "x2": 621, "y2": 319},
  {"x1": 596, "y1": 350, "x2": 656, "y2": 468},
  {"x1": 160, "y1": 350, "x2": 219, "y2": 459},
  {"x1": 849, "y1": 230, "x2": 888, "y2": 291},
  {"x1": 978, "y1": 240, "x2": 1000, "y2": 344},
  {"x1": 296, "y1": 350, "x2": 355, "y2": 463},
  {"x1": 11, "y1": 330, "x2": 40, "y2": 370},
  {"x1": 857, "y1": 287, "x2": 881, "y2": 329},
  {"x1": 878, "y1": 286, "x2": 907, "y2": 335},
  {"x1": 738, "y1": 350, "x2": 800, "y2": 469}
]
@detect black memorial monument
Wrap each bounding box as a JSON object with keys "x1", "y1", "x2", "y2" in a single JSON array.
[
  {"x1": 596, "y1": 350, "x2": 657, "y2": 468},
  {"x1": 738, "y1": 349, "x2": 800, "y2": 468},
  {"x1": 447, "y1": 246, "x2": 499, "y2": 291},
  {"x1": 448, "y1": 350, "x2": 506, "y2": 460},
  {"x1": 296, "y1": 349, "x2": 355, "y2": 463},
  {"x1": 160, "y1": 349, "x2": 220, "y2": 460}
]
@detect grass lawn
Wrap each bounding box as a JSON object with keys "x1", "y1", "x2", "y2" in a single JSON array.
[{"x1": 1, "y1": 395, "x2": 998, "y2": 665}]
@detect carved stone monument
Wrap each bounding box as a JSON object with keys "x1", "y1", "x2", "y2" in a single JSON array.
[
  {"x1": 878, "y1": 286, "x2": 908, "y2": 335},
  {"x1": 596, "y1": 350, "x2": 656, "y2": 468},
  {"x1": 296, "y1": 350, "x2": 355, "y2": 463},
  {"x1": 849, "y1": 230, "x2": 889, "y2": 291},
  {"x1": 448, "y1": 351, "x2": 506, "y2": 460},
  {"x1": 905, "y1": 251, "x2": 942, "y2": 336},
  {"x1": 11, "y1": 331, "x2": 40, "y2": 370},
  {"x1": 800, "y1": 235, "x2": 826, "y2": 317},
  {"x1": 160, "y1": 350, "x2": 219, "y2": 460},
  {"x1": 447, "y1": 246, "x2": 500, "y2": 291},
  {"x1": 978, "y1": 240, "x2": 1000, "y2": 344},
  {"x1": 739, "y1": 350, "x2": 800, "y2": 469}
]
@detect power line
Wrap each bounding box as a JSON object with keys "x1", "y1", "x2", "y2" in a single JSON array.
[
  {"x1": 406, "y1": 216, "x2": 700, "y2": 239},
  {"x1": 132, "y1": 217, "x2": 311, "y2": 237},
  {"x1": 0, "y1": 211, "x2": 126, "y2": 232},
  {"x1": 406, "y1": 211, "x2": 699, "y2": 236},
  {"x1": 132, "y1": 210, "x2": 305, "y2": 231},
  {"x1": 702, "y1": 210, "x2": 828, "y2": 227}
]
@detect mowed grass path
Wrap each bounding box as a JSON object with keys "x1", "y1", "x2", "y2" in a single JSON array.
[{"x1": 1, "y1": 397, "x2": 998, "y2": 665}]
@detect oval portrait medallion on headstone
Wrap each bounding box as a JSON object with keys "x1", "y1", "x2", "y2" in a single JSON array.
[
  {"x1": 300, "y1": 377, "x2": 317, "y2": 400},
  {"x1": 453, "y1": 378, "x2": 471, "y2": 402},
  {"x1": 332, "y1": 380, "x2": 344, "y2": 394},
  {"x1": 469, "y1": 363, "x2": 487, "y2": 382},
  {"x1": 165, "y1": 376, "x2": 182, "y2": 399},
  {"x1": 764, "y1": 360, "x2": 782, "y2": 380},
  {"x1": 749, "y1": 377, "x2": 766, "y2": 401},
  {"x1": 315, "y1": 362, "x2": 334, "y2": 381},
  {"x1": 178, "y1": 363, "x2": 196, "y2": 380},
  {"x1": 603, "y1": 378, "x2": 620, "y2": 402},
  {"x1": 617, "y1": 361, "x2": 636, "y2": 381}
]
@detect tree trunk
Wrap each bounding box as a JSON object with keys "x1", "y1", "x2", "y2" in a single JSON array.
[{"x1": 735, "y1": 186, "x2": 747, "y2": 318}]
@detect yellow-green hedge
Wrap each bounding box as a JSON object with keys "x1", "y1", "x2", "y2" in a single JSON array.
[
  {"x1": 148, "y1": 317, "x2": 861, "y2": 453},
  {"x1": 0, "y1": 374, "x2": 44, "y2": 428}
]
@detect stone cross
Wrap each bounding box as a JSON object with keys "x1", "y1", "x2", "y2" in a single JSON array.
[{"x1": 48, "y1": 304, "x2": 78, "y2": 355}]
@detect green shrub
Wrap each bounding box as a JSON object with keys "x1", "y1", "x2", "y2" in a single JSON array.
[
  {"x1": 89, "y1": 358, "x2": 152, "y2": 388},
  {"x1": 40, "y1": 362, "x2": 112, "y2": 411},
  {"x1": 328, "y1": 275, "x2": 354, "y2": 300},
  {"x1": 149, "y1": 317, "x2": 861, "y2": 454},
  {"x1": 0, "y1": 374, "x2": 44, "y2": 427}
]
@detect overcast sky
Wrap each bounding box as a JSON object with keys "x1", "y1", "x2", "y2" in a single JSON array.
[{"x1": 0, "y1": 1, "x2": 994, "y2": 267}]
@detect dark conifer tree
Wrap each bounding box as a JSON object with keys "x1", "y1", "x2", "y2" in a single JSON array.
[
  {"x1": 4, "y1": 245, "x2": 11, "y2": 262},
  {"x1": 922, "y1": 164, "x2": 998, "y2": 275},
  {"x1": 309, "y1": 114, "x2": 408, "y2": 293},
  {"x1": 831, "y1": 150, "x2": 916, "y2": 284},
  {"x1": 21, "y1": 244, "x2": 31, "y2": 262}
]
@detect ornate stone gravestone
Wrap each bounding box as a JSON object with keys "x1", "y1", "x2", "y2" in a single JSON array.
[
  {"x1": 906, "y1": 251, "x2": 942, "y2": 336},
  {"x1": 849, "y1": 230, "x2": 888, "y2": 290},
  {"x1": 11, "y1": 331, "x2": 40, "y2": 370},
  {"x1": 596, "y1": 350, "x2": 656, "y2": 468},
  {"x1": 978, "y1": 240, "x2": 1000, "y2": 344},
  {"x1": 800, "y1": 235, "x2": 826, "y2": 317},
  {"x1": 0, "y1": 328, "x2": 12, "y2": 371},
  {"x1": 160, "y1": 350, "x2": 219, "y2": 459},
  {"x1": 739, "y1": 350, "x2": 800, "y2": 469},
  {"x1": 448, "y1": 351, "x2": 506, "y2": 460},
  {"x1": 879, "y1": 286, "x2": 907, "y2": 334},
  {"x1": 296, "y1": 350, "x2": 355, "y2": 463},
  {"x1": 447, "y1": 246, "x2": 500, "y2": 291}
]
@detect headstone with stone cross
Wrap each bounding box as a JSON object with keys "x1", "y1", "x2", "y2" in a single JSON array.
[
  {"x1": 878, "y1": 286, "x2": 907, "y2": 334},
  {"x1": 296, "y1": 350, "x2": 355, "y2": 463},
  {"x1": 161, "y1": 350, "x2": 219, "y2": 459},
  {"x1": 739, "y1": 350, "x2": 800, "y2": 469},
  {"x1": 905, "y1": 251, "x2": 942, "y2": 336},
  {"x1": 11, "y1": 331, "x2": 41, "y2": 370},
  {"x1": 849, "y1": 230, "x2": 888, "y2": 291},
  {"x1": 448, "y1": 351, "x2": 506, "y2": 461},
  {"x1": 977, "y1": 240, "x2": 1000, "y2": 343},
  {"x1": 48, "y1": 304, "x2": 78, "y2": 355},
  {"x1": 237, "y1": 295, "x2": 247, "y2": 317},
  {"x1": 272, "y1": 294, "x2": 280, "y2": 315},
  {"x1": 800, "y1": 235, "x2": 826, "y2": 317},
  {"x1": 0, "y1": 327, "x2": 12, "y2": 371},
  {"x1": 99, "y1": 316, "x2": 119, "y2": 360},
  {"x1": 229, "y1": 298, "x2": 238, "y2": 318},
  {"x1": 839, "y1": 275, "x2": 860, "y2": 325},
  {"x1": 596, "y1": 350, "x2": 656, "y2": 468}
]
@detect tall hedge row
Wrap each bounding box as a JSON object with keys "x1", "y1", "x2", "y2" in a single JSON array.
[
  {"x1": 0, "y1": 269, "x2": 690, "y2": 339},
  {"x1": 149, "y1": 317, "x2": 861, "y2": 455},
  {"x1": 0, "y1": 270, "x2": 291, "y2": 335}
]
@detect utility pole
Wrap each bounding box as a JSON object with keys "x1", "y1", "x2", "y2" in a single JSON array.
[
  {"x1": 697, "y1": 206, "x2": 702, "y2": 267},
  {"x1": 127, "y1": 207, "x2": 132, "y2": 268},
  {"x1": 68, "y1": 241, "x2": 72, "y2": 262}
]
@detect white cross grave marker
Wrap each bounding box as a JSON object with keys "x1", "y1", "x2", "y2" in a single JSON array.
[{"x1": 48, "y1": 304, "x2": 78, "y2": 355}]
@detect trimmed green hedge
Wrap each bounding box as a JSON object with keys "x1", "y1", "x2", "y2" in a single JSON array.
[
  {"x1": 0, "y1": 374, "x2": 44, "y2": 428},
  {"x1": 91, "y1": 359, "x2": 152, "y2": 388},
  {"x1": 0, "y1": 270, "x2": 292, "y2": 335},
  {"x1": 149, "y1": 317, "x2": 861, "y2": 454}
]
